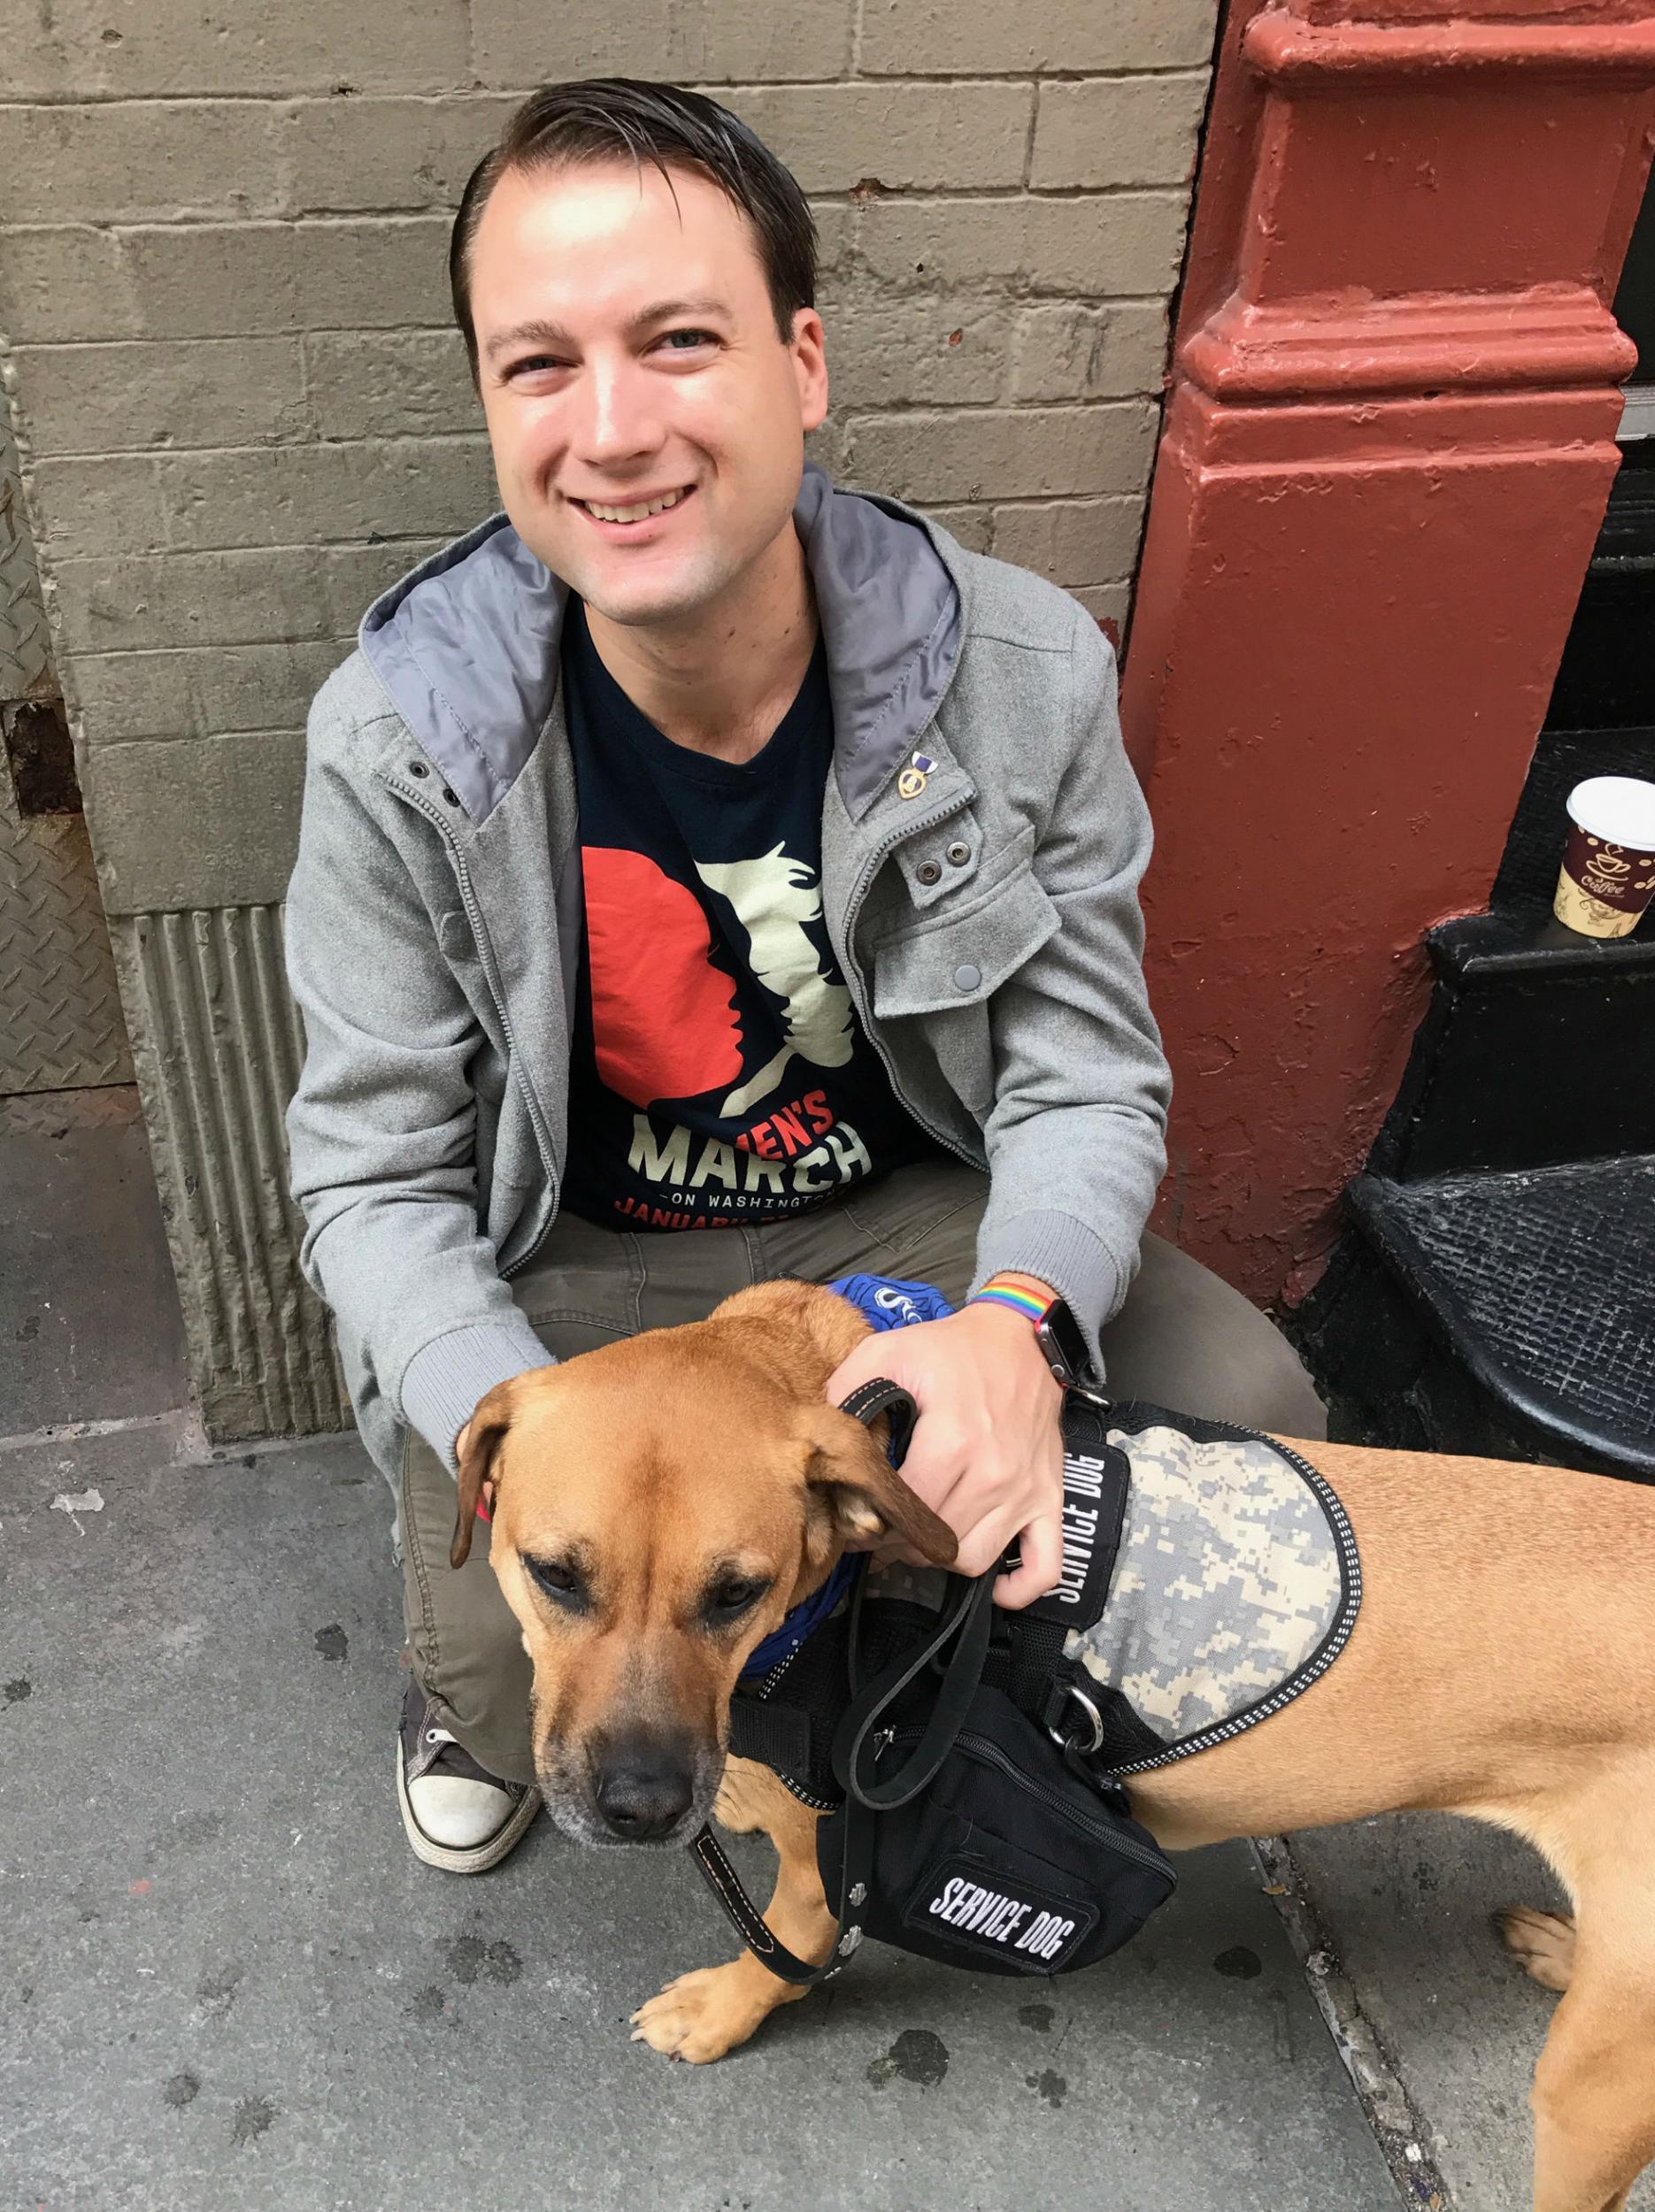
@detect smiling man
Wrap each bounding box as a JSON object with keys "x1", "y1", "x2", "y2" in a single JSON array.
[{"x1": 283, "y1": 80, "x2": 1324, "y2": 1874}]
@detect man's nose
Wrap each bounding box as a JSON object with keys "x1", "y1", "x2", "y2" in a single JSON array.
[
  {"x1": 591, "y1": 1734, "x2": 695, "y2": 1841},
  {"x1": 574, "y1": 357, "x2": 662, "y2": 467}
]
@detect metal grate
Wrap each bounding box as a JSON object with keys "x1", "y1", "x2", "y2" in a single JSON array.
[{"x1": 1352, "y1": 1159, "x2": 1655, "y2": 1462}]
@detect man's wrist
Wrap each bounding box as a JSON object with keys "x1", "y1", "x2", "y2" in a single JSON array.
[{"x1": 968, "y1": 1273, "x2": 1098, "y2": 1392}]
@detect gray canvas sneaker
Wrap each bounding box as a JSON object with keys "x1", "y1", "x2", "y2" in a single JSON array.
[{"x1": 396, "y1": 1680, "x2": 540, "y2": 1874}]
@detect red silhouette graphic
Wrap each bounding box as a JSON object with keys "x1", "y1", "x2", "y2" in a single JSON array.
[{"x1": 582, "y1": 847, "x2": 743, "y2": 1108}]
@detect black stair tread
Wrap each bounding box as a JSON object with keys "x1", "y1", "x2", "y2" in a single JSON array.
[
  {"x1": 1349, "y1": 1159, "x2": 1655, "y2": 1477},
  {"x1": 1428, "y1": 910, "x2": 1655, "y2": 984}
]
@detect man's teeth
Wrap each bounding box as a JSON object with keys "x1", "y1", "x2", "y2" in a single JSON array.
[{"x1": 582, "y1": 488, "x2": 689, "y2": 524}]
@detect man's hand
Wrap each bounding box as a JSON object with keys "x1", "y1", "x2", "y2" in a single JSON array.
[{"x1": 826, "y1": 1293, "x2": 1065, "y2": 1609}]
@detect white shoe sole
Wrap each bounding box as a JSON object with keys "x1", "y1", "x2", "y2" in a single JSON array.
[{"x1": 396, "y1": 1744, "x2": 542, "y2": 1874}]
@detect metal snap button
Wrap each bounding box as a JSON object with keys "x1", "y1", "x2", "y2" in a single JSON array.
[
  {"x1": 953, "y1": 963, "x2": 981, "y2": 993},
  {"x1": 946, "y1": 841, "x2": 971, "y2": 866},
  {"x1": 915, "y1": 859, "x2": 942, "y2": 887},
  {"x1": 442, "y1": 787, "x2": 459, "y2": 807},
  {"x1": 408, "y1": 761, "x2": 429, "y2": 778}
]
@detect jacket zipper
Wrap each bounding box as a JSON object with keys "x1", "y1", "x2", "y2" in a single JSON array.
[
  {"x1": 393, "y1": 781, "x2": 561, "y2": 1281},
  {"x1": 886, "y1": 1726, "x2": 1174, "y2": 1880},
  {"x1": 836, "y1": 791, "x2": 982, "y2": 1174}
]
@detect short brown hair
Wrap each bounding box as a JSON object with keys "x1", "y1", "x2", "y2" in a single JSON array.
[{"x1": 450, "y1": 77, "x2": 819, "y2": 377}]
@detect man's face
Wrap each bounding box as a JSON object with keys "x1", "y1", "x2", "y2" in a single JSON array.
[{"x1": 468, "y1": 158, "x2": 828, "y2": 628}]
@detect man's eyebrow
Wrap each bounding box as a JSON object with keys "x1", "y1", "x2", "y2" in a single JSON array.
[{"x1": 483, "y1": 297, "x2": 734, "y2": 362}]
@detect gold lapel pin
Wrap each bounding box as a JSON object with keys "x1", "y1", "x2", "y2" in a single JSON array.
[{"x1": 898, "y1": 750, "x2": 936, "y2": 800}]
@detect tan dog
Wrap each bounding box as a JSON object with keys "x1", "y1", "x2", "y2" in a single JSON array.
[{"x1": 452, "y1": 1279, "x2": 1655, "y2": 2212}]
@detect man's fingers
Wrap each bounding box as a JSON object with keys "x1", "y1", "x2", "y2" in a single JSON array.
[{"x1": 992, "y1": 1510, "x2": 1063, "y2": 1611}]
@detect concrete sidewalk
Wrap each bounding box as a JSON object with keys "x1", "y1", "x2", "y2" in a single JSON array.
[
  {"x1": 2, "y1": 1102, "x2": 1628, "y2": 2211},
  {"x1": 3, "y1": 1415, "x2": 1399, "y2": 2212}
]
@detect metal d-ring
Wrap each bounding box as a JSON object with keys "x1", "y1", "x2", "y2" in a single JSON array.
[{"x1": 1049, "y1": 1682, "x2": 1105, "y2": 1758}]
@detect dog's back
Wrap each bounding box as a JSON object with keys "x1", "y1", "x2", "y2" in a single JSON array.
[{"x1": 1130, "y1": 1438, "x2": 1655, "y2": 2211}]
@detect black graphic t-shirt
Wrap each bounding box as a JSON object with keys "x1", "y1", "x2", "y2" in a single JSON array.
[{"x1": 558, "y1": 595, "x2": 935, "y2": 1231}]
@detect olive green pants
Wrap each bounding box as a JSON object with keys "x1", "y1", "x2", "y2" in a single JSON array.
[{"x1": 398, "y1": 1158, "x2": 1326, "y2": 1784}]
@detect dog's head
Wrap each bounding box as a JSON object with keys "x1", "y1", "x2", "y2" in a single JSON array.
[{"x1": 450, "y1": 1279, "x2": 957, "y2": 1849}]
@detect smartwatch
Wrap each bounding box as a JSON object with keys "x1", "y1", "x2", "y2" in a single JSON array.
[{"x1": 969, "y1": 1275, "x2": 1107, "y2": 1400}]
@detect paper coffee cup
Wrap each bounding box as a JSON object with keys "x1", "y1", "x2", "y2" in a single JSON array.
[{"x1": 1553, "y1": 775, "x2": 1655, "y2": 939}]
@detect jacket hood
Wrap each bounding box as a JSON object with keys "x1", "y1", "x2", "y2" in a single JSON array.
[{"x1": 358, "y1": 461, "x2": 962, "y2": 826}]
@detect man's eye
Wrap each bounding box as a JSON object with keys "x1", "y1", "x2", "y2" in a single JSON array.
[
  {"x1": 659, "y1": 329, "x2": 714, "y2": 352},
  {"x1": 705, "y1": 1576, "x2": 772, "y2": 1622},
  {"x1": 504, "y1": 354, "x2": 564, "y2": 380},
  {"x1": 525, "y1": 1555, "x2": 587, "y2": 1609}
]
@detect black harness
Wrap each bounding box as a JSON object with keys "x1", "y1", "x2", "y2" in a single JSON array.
[{"x1": 691, "y1": 1380, "x2": 1179, "y2": 1985}]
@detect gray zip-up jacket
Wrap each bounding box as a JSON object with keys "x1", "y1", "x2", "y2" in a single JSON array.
[{"x1": 283, "y1": 463, "x2": 1171, "y2": 1483}]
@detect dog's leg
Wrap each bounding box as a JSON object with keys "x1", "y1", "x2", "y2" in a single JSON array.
[
  {"x1": 1527, "y1": 1829, "x2": 1655, "y2": 2212},
  {"x1": 631, "y1": 1761, "x2": 832, "y2": 2063},
  {"x1": 1497, "y1": 1907, "x2": 1577, "y2": 1995}
]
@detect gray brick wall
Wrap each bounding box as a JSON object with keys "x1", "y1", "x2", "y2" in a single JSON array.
[{"x1": 0, "y1": 3, "x2": 1218, "y2": 1442}]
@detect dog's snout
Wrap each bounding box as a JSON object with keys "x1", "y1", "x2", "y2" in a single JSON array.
[{"x1": 592, "y1": 1736, "x2": 696, "y2": 1842}]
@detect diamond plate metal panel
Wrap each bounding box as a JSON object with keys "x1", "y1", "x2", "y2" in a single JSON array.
[
  {"x1": 0, "y1": 1083, "x2": 141, "y2": 1136},
  {"x1": 0, "y1": 753, "x2": 132, "y2": 1094},
  {"x1": 1, "y1": 401, "x2": 53, "y2": 704}
]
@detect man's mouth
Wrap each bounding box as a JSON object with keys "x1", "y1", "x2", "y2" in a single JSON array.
[{"x1": 572, "y1": 485, "x2": 696, "y2": 528}]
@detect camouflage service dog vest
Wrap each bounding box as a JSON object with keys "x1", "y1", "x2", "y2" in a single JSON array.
[
  {"x1": 1061, "y1": 1398, "x2": 1360, "y2": 1773},
  {"x1": 781, "y1": 1278, "x2": 1364, "y2": 1782}
]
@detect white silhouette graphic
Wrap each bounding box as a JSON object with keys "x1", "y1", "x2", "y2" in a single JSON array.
[{"x1": 695, "y1": 844, "x2": 854, "y2": 1117}]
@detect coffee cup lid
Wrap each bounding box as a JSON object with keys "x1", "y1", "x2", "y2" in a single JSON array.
[{"x1": 1566, "y1": 775, "x2": 1655, "y2": 849}]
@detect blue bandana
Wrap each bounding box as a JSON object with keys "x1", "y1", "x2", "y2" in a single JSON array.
[
  {"x1": 825, "y1": 1272, "x2": 956, "y2": 1331},
  {"x1": 737, "y1": 1273, "x2": 952, "y2": 1681}
]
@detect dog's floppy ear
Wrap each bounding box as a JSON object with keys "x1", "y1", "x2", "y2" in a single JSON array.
[
  {"x1": 802, "y1": 1404, "x2": 958, "y2": 1569},
  {"x1": 450, "y1": 1375, "x2": 523, "y2": 1570}
]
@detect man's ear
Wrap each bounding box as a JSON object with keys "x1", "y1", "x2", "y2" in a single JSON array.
[
  {"x1": 801, "y1": 1405, "x2": 958, "y2": 1570},
  {"x1": 450, "y1": 1376, "x2": 522, "y2": 1570}
]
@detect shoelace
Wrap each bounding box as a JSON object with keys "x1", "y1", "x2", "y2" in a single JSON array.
[{"x1": 418, "y1": 1718, "x2": 521, "y2": 1797}]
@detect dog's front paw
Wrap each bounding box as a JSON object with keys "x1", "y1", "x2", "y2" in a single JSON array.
[{"x1": 630, "y1": 1962, "x2": 780, "y2": 2063}]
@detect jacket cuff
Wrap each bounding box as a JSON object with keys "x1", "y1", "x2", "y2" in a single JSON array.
[
  {"x1": 972, "y1": 1209, "x2": 1132, "y2": 1375},
  {"x1": 398, "y1": 1317, "x2": 557, "y2": 1477}
]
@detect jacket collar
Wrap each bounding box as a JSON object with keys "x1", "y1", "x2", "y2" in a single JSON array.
[{"x1": 358, "y1": 462, "x2": 964, "y2": 828}]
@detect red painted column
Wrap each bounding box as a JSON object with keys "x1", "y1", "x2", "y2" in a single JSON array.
[{"x1": 1121, "y1": 0, "x2": 1655, "y2": 1309}]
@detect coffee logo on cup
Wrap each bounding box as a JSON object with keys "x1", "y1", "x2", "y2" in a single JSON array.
[{"x1": 1582, "y1": 847, "x2": 1635, "y2": 898}]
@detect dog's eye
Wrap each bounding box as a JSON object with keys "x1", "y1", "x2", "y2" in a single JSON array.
[
  {"x1": 704, "y1": 1576, "x2": 772, "y2": 1623},
  {"x1": 525, "y1": 1555, "x2": 588, "y2": 1610}
]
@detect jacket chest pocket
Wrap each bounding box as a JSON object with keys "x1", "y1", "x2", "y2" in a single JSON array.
[{"x1": 869, "y1": 841, "x2": 1058, "y2": 1118}]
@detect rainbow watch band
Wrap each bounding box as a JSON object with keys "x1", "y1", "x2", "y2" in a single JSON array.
[{"x1": 967, "y1": 1274, "x2": 1056, "y2": 1325}]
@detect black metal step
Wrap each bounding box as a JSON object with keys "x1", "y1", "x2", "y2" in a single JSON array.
[
  {"x1": 1333, "y1": 1159, "x2": 1655, "y2": 1479},
  {"x1": 1373, "y1": 910, "x2": 1655, "y2": 1179}
]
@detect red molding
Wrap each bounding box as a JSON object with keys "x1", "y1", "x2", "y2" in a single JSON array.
[
  {"x1": 1246, "y1": 10, "x2": 1655, "y2": 82},
  {"x1": 1180, "y1": 286, "x2": 1636, "y2": 401}
]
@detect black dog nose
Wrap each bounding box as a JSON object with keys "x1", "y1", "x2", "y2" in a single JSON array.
[{"x1": 593, "y1": 1744, "x2": 694, "y2": 1841}]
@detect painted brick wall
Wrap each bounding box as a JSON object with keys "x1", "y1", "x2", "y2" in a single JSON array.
[{"x1": 0, "y1": 1, "x2": 1219, "y2": 1440}]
